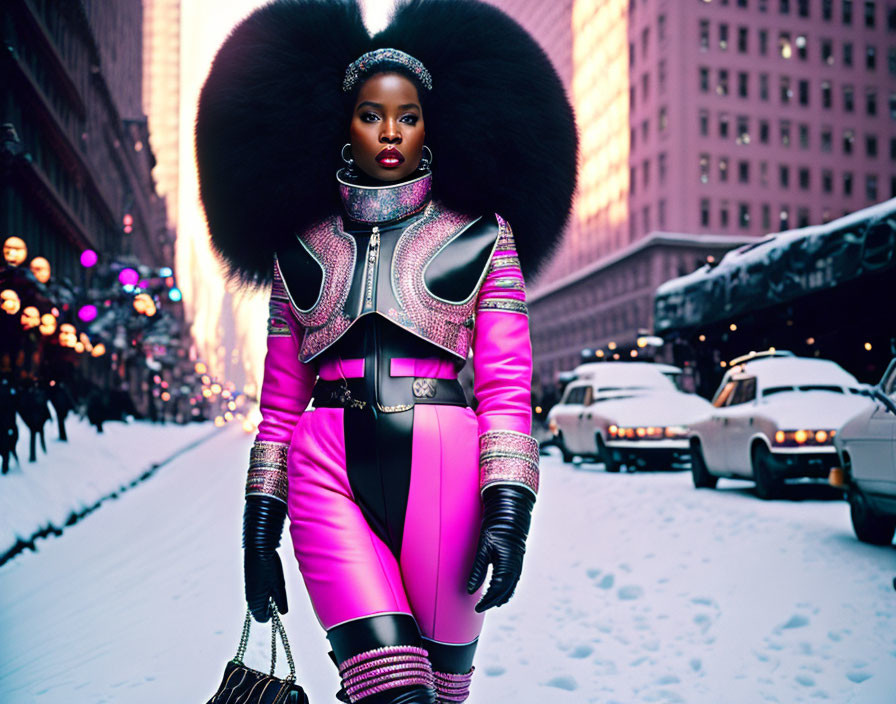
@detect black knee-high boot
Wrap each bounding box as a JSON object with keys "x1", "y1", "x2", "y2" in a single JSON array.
[
  {"x1": 328, "y1": 614, "x2": 437, "y2": 704},
  {"x1": 422, "y1": 638, "x2": 477, "y2": 703}
]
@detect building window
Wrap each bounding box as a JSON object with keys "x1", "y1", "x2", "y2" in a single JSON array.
[
  {"x1": 719, "y1": 23, "x2": 729, "y2": 50},
  {"x1": 762, "y1": 203, "x2": 771, "y2": 229},
  {"x1": 642, "y1": 27, "x2": 650, "y2": 57},
  {"x1": 699, "y1": 110, "x2": 709, "y2": 136},
  {"x1": 890, "y1": 92, "x2": 896, "y2": 120},
  {"x1": 739, "y1": 203, "x2": 751, "y2": 228},
  {"x1": 780, "y1": 0, "x2": 790, "y2": 13},
  {"x1": 843, "y1": 85, "x2": 855, "y2": 112},
  {"x1": 799, "y1": 167, "x2": 810, "y2": 189},
  {"x1": 821, "y1": 81, "x2": 832, "y2": 108},
  {"x1": 760, "y1": 160, "x2": 769, "y2": 185},
  {"x1": 630, "y1": 86, "x2": 636, "y2": 110},
  {"x1": 700, "y1": 154, "x2": 711, "y2": 183},
  {"x1": 865, "y1": 1, "x2": 876, "y2": 28},
  {"x1": 798, "y1": 80, "x2": 810, "y2": 105},
  {"x1": 659, "y1": 199, "x2": 667, "y2": 228},
  {"x1": 738, "y1": 160, "x2": 751, "y2": 183},
  {"x1": 643, "y1": 158, "x2": 651, "y2": 187},
  {"x1": 796, "y1": 34, "x2": 808, "y2": 60},
  {"x1": 631, "y1": 166, "x2": 637, "y2": 194},
  {"x1": 759, "y1": 29, "x2": 769, "y2": 56},
  {"x1": 820, "y1": 125, "x2": 831, "y2": 150},
  {"x1": 759, "y1": 73, "x2": 770, "y2": 100},
  {"x1": 720, "y1": 202, "x2": 730, "y2": 228},
  {"x1": 780, "y1": 76, "x2": 792, "y2": 104},
  {"x1": 630, "y1": 41, "x2": 635, "y2": 67},
  {"x1": 822, "y1": 0, "x2": 833, "y2": 19},
  {"x1": 780, "y1": 120, "x2": 791, "y2": 146},
  {"x1": 659, "y1": 106, "x2": 668, "y2": 131},
  {"x1": 700, "y1": 198, "x2": 711, "y2": 227},
  {"x1": 821, "y1": 39, "x2": 834, "y2": 65},
  {"x1": 718, "y1": 69, "x2": 729, "y2": 96},
  {"x1": 719, "y1": 157, "x2": 730, "y2": 182},
  {"x1": 642, "y1": 205, "x2": 651, "y2": 232},
  {"x1": 843, "y1": 0, "x2": 853, "y2": 25},
  {"x1": 779, "y1": 164, "x2": 790, "y2": 188},
  {"x1": 738, "y1": 72, "x2": 749, "y2": 98},
  {"x1": 798, "y1": 0, "x2": 810, "y2": 16},
  {"x1": 738, "y1": 26, "x2": 749, "y2": 53},
  {"x1": 630, "y1": 127, "x2": 637, "y2": 151},
  {"x1": 866, "y1": 134, "x2": 878, "y2": 157},
  {"x1": 867, "y1": 45, "x2": 877, "y2": 70},
  {"x1": 779, "y1": 32, "x2": 793, "y2": 59},
  {"x1": 891, "y1": 137, "x2": 896, "y2": 160},
  {"x1": 759, "y1": 119, "x2": 770, "y2": 143},
  {"x1": 891, "y1": 176, "x2": 896, "y2": 198},
  {"x1": 799, "y1": 123, "x2": 810, "y2": 148},
  {"x1": 737, "y1": 115, "x2": 750, "y2": 143},
  {"x1": 641, "y1": 72, "x2": 650, "y2": 100},
  {"x1": 700, "y1": 67, "x2": 710, "y2": 92},
  {"x1": 822, "y1": 169, "x2": 833, "y2": 193},
  {"x1": 890, "y1": 6, "x2": 896, "y2": 29},
  {"x1": 867, "y1": 88, "x2": 878, "y2": 115},
  {"x1": 720, "y1": 113, "x2": 730, "y2": 139},
  {"x1": 659, "y1": 60, "x2": 667, "y2": 92},
  {"x1": 866, "y1": 174, "x2": 878, "y2": 200},
  {"x1": 780, "y1": 207, "x2": 790, "y2": 229},
  {"x1": 844, "y1": 129, "x2": 856, "y2": 154},
  {"x1": 659, "y1": 152, "x2": 667, "y2": 183},
  {"x1": 844, "y1": 42, "x2": 853, "y2": 66},
  {"x1": 738, "y1": 0, "x2": 749, "y2": 7},
  {"x1": 844, "y1": 171, "x2": 854, "y2": 195},
  {"x1": 700, "y1": 20, "x2": 710, "y2": 50},
  {"x1": 797, "y1": 207, "x2": 810, "y2": 227},
  {"x1": 642, "y1": 119, "x2": 649, "y2": 140},
  {"x1": 659, "y1": 14, "x2": 667, "y2": 41}
]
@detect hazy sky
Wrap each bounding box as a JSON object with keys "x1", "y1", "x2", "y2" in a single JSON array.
[{"x1": 177, "y1": 0, "x2": 397, "y2": 390}]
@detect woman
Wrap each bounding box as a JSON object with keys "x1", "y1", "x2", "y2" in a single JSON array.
[{"x1": 196, "y1": 1, "x2": 577, "y2": 702}]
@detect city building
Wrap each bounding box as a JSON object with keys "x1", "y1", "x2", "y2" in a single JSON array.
[
  {"x1": 487, "y1": 0, "x2": 896, "y2": 394},
  {"x1": 2, "y1": 0, "x2": 170, "y2": 280}
]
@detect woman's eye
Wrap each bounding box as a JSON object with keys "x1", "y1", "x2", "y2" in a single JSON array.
[
  {"x1": 400, "y1": 115, "x2": 419, "y2": 125},
  {"x1": 361, "y1": 112, "x2": 380, "y2": 122}
]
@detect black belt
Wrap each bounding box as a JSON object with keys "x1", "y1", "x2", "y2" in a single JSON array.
[{"x1": 312, "y1": 377, "x2": 468, "y2": 412}]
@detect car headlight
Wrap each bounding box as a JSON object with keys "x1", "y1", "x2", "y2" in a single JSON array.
[
  {"x1": 772, "y1": 429, "x2": 837, "y2": 447},
  {"x1": 610, "y1": 425, "x2": 688, "y2": 440},
  {"x1": 548, "y1": 418, "x2": 559, "y2": 435}
]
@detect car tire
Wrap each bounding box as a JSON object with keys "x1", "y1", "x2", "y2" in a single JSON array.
[
  {"x1": 849, "y1": 487, "x2": 896, "y2": 546},
  {"x1": 556, "y1": 433, "x2": 574, "y2": 464},
  {"x1": 690, "y1": 441, "x2": 717, "y2": 489},
  {"x1": 595, "y1": 434, "x2": 620, "y2": 473},
  {"x1": 752, "y1": 443, "x2": 783, "y2": 500}
]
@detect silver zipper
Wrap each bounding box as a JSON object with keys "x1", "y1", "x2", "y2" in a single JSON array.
[{"x1": 363, "y1": 226, "x2": 380, "y2": 312}]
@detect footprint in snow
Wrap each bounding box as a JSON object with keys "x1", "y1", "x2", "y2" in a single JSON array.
[
  {"x1": 846, "y1": 671, "x2": 872, "y2": 683},
  {"x1": 795, "y1": 675, "x2": 815, "y2": 687},
  {"x1": 586, "y1": 568, "x2": 601, "y2": 579},
  {"x1": 689, "y1": 658, "x2": 702, "y2": 672},
  {"x1": 568, "y1": 645, "x2": 593, "y2": 659},
  {"x1": 690, "y1": 596, "x2": 716, "y2": 607},
  {"x1": 484, "y1": 666, "x2": 506, "y2": 677},
  {"x1": 618, "y1": 585, "x2": 644, "y2": 600},
  {"x1": 776, "y1": 614, "x2": 809, "y2": 631},
  {"x1": 598, "y1": 574, "x2": 615, "y2": 589},
  {"x1": 544, "y1": 675, "x2": 578, "y2": 691}
]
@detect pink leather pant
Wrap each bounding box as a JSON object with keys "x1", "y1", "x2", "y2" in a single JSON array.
[{"x1": 285, "y1": 358, "x2": 486, "y2": 646}]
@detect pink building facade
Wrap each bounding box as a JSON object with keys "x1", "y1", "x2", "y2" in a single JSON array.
[{"x1": 487, "y1": 0, "x2": 896, "y2": 393}]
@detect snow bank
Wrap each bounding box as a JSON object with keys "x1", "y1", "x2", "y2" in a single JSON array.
[{"x1": 0, "y1": 416, "x2": 219, "y2": 564}]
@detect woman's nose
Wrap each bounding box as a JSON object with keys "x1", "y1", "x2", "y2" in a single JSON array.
[{"x1": 380, "y1": 121, "x2": 401, "y2": 143}]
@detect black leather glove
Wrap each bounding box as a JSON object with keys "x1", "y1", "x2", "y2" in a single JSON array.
[
  {"x1": 243, "y1": 494, "x2": 289, "y2": 622},
  {"x1": 466, "y1": 484, "x2": 535, "y2": 612}
]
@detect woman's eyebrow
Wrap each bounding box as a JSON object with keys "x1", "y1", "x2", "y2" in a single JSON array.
[{"x1": 356, "y1": 101, "x2": 383, "y2": 111}]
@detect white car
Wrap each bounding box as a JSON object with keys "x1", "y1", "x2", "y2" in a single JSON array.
[
  {"x1": 834, "y1": 358, "x2": 896, "y2": 545},
  {"x1": 689, "y1": 353, "x2": 873, "y2": 499},
  {"x1": 547, "y1": 362, "x2": 710, "y2": 471}
]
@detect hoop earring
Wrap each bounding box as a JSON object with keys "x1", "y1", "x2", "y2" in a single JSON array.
[
  {"x1": 419, "y1": 145, "x2": 433, "y2": 171},
  {"x1": 341, "y1": 143, "x2": 359, "y2": 179}
]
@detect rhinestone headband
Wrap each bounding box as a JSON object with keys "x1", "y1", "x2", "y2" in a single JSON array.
[{"x1": 343, "y1": 48, "x2": 433, "y2": 92}]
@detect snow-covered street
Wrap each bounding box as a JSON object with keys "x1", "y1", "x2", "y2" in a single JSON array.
[{"x1": 0, "y1": 425, "x2": 894, "y2": 704}]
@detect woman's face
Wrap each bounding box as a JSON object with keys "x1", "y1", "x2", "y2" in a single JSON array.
[{"x1": 349, "y1": 72, "x2": 424, "y2": 182}]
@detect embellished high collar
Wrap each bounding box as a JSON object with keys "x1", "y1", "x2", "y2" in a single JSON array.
[{"x1": 337, "y1": 170, "x2": 432, "y2": 225}]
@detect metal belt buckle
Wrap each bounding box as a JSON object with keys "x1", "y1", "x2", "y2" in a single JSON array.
[
  {"x1": 412, "y1": 377, "x2": 437, "y2": 399},
  {"x1": 334, "y1": 382, "x2": 366, "y2": 409}
]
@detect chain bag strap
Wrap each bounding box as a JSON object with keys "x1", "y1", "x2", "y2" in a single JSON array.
[{"x1": 206, "y1": 599, "x2": 309, "y2": 704}]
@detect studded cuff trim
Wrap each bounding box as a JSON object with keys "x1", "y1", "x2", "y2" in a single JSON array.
[
  {"x1": 245, "y1": 441, "x2": 289, "y2": 503},
  {"x1": 337, "y1": 645, "x2": 434, "y2": 703},
  {"x1": 479, "y1": 430, "x2": 539, "y2": 497},
  {"x1": 433, "y1": 667, "x2": 474, "y2": 702}
]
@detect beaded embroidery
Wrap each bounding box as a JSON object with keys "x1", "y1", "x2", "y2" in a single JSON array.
[
  {"x1": 480, "y1": 429, "x2": 540, "y2": 496},
  {"x1": 338, "y1": 645, "x2": 434, "y2": 703},
  {"x1": 246, "y1": 441, "x2": 289, "y2": 503},
  {"x1": 343, "y1": 48, "x2": 433, "y2": 92},
  {"x1": 433, "y1": 667, "x2": 475, "y2": 702},
  {"x1": 338, "y1": 171, "x2": 431, "y2": 224}
]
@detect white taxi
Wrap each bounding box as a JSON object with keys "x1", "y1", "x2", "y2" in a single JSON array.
[{"x1": 689, "y1": 352, "x2": 872, "y2": 499}]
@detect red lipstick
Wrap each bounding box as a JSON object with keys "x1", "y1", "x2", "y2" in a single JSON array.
[{"x1": 376, "y1": 147, "x2": 405, "y2": 168}]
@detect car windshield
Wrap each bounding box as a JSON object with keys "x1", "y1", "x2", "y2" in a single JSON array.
[
  {"x1": 762, "y1": 386, "x2": 795, "y2": 396},
  {"x1": 763, "y1": 385, "x2": 845, "y2": 396}
]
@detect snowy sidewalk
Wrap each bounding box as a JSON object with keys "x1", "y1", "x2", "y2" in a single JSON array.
[
  {"x1": 0, "y1": 416, "x2": 220, "y2": 564},
  {"x1": 0, "y1": 432, "x2": 894, "y2": 703}
]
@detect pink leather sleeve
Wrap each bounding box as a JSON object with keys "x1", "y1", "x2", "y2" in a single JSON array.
[
  {"x1": 471, "y1": 217, "x2": 539, "y2": 496},
  {"x1": 255, "y1": 258, "x2": 318, "y2": 446}
]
